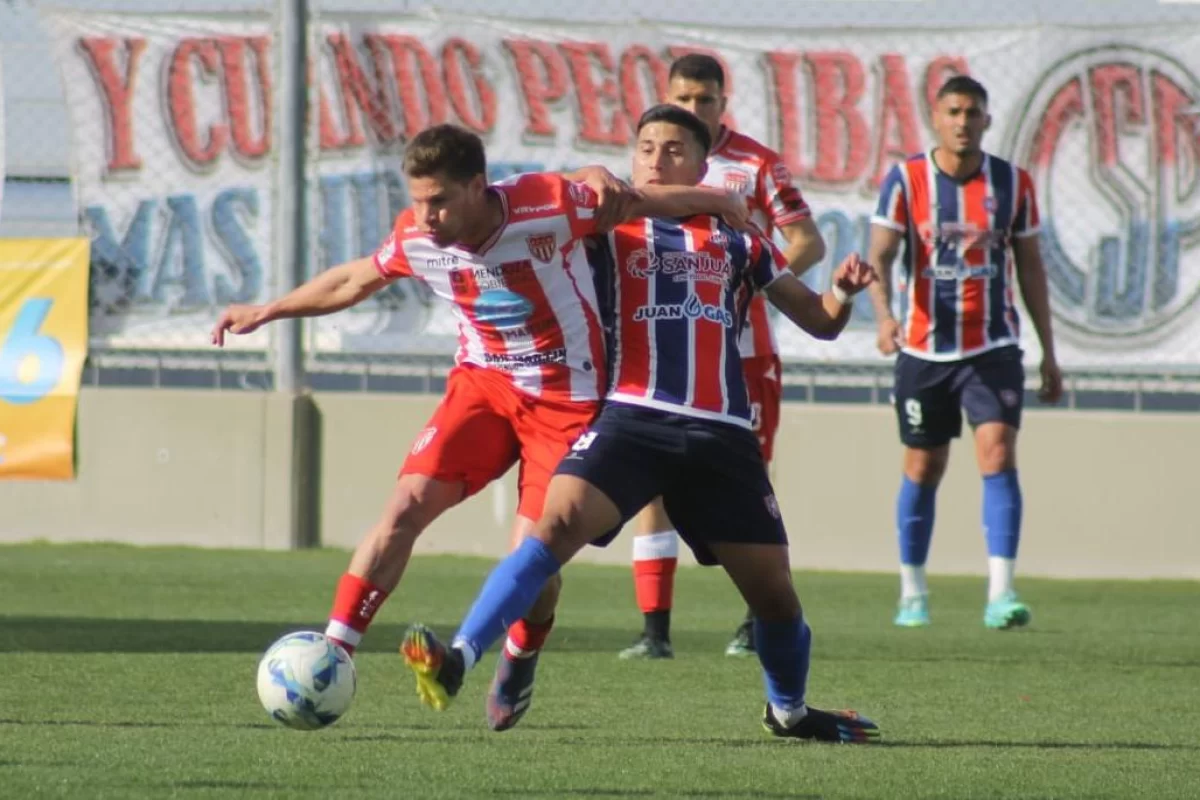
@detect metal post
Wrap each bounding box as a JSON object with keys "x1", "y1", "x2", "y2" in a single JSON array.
[{"x1": 274, "y1": 0, "x2": 308, "y2": 393}]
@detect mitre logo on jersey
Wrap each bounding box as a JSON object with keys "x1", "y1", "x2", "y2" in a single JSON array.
[
  {"x1": 1010, "y1": 45, "x2": 1200, "y2": 348},
  {"x1": 770, "y1": 162, "x2": 793, "y2": 186},
  {"x1": 526, "y1": 233, "x2": 557, "y2": 264},
  {"x1": 724, "y1": 169, "x2": 751, "y2": 194},
  {"x1": 377, "y1": 233, "x2": 396, "y2": 265}
]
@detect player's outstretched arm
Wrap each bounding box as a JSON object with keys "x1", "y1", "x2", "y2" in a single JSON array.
[
  {"x1": 765, "y1": 252, "x2": 877, "y2": 340},
  {"x1": 633, "y1": 185, "x2": 750, "y2": 230},
  {"x1": 210, "y1": 257, "x2": 392, "y2": 346},
  {"x1": 1013, "y1": 235, "x2": 1063, "y2": 404}
]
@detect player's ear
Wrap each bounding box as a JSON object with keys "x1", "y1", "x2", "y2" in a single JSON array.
[
  {"x1": 698, "y1": 159, "x2": 708, "y2": 182},
  {"x1": 984, "y1": 112, "x2": 993, "y2": 132}
]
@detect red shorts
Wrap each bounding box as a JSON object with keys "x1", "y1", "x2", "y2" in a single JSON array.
[
  {"x1": 742, "y1": 355, "x2": 782, "y2": 463},
  {"x1": 401, "y1": 365, "x2": 599, "y2": 520}
]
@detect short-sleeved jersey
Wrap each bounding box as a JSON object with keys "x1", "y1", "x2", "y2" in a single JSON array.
[
  {"x1": 872, "y1": 150, "x2": 1040, "y2": 361},
  {"x1": 373, "y1": 173, "x2": 608, "y2": 401},
  {"x1": 588, "y1": 215, "x2": 789, "y2": 429},
  {"x1": 703, "y1": 128, "x2": 812, "y2": 360}
]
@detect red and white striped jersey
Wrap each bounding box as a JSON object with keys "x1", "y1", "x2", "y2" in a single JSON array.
[
  {"x1": 872, "y1": 150, "x2": 1039, "y2": 361},
  {"x1": 702, "y1": 128, "x2": 812, "y2": 360},
  {"x1": 588, "y1": 215, "x2": 789, "y2": 429},
  {"x1": 373, "y1": 173, "x2": 608, "y2": 401}
]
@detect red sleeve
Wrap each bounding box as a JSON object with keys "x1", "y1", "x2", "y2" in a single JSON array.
[
  {"x1": 756, "y1": 153, "x2": 811, "y2": 229},
  {"x1": 559, "y1": 176, "x2": 601, "y2": 239},
  {"x1": 1013, "y1": 168, "x2": 1041, "y2": 238},
  {"x1": 372, "y1": 215, "x2": 413, "y2": 278}
]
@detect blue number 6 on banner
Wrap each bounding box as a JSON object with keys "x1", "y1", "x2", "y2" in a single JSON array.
[{"x1": 0, "y1": 298, "x2": 65, "y2": 405}]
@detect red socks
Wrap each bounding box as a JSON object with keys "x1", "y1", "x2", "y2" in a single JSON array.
[
  {"x1": 325, "y1": 573, "x2": 389, "y2": 656},
  {"x1": 632, "y1": 531, "x2": 679, "y2": 614},
  {"x1": 504, "y1": 616, "x2": 555, "y2": 659}
]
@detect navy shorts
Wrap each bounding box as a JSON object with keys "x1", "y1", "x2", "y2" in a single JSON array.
[
  {"x1": 554, "y1": 403, "x2": 787, "y2": 566},
  {"x1": 893, "y1": 345, "x2": 1025, "y2": 448}
]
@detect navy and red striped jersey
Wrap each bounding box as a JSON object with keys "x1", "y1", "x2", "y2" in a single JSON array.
[
  {"x1": 588, "y1": 215, "x2": 789, "y2": 429},
  {"x1": 872, "y1": 150, "x2": 1040, "y2": 361}
]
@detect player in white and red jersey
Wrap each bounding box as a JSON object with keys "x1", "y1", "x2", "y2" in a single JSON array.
[
  {"x1": 866, "y1": 76, "x2": 1062, "y2": 631},
  {"x1": 210, "y1": 123, "x2": 747, "y2": 730},
  {"x1": 622, "y1": 53, "x2": 827, "y2": 660},
  {"x1": 398, "y1": 105, "x2": 882, "y2": 744}
]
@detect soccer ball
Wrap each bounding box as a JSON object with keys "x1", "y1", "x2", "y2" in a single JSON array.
[{"x1": 256, "y1": 631, "x2": 357, "y2": 730}]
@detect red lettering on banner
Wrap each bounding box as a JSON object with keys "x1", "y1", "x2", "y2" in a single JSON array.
[
  {"x1": 764, "y1": 50, "x2": 804, "y2": 177},
  {"x1": 326, "y1": 32, "x2": 396, "y2": 148},
  {"x1": 443, "y1": 38, "x2": 496, "y2": 134},
  {"x1": 665, "y1": 45, "x2": 736, "y2": 129},
  {"x1": 618, "y1": 45, "x2": 668, "y2": 126},
  {"x1": 1152, "y1": 71, "x2": 1200, "y2": 168},
  {"x1": 217, "y1": 36, "x2": 271, "y2": 160},
  {"x1": 1029, "y1": 77, "x2": 1083, "y2": 169},
  {"x1": 1090, "y1": 64, "x2": 1145, "y2": 168},
  {"x1": 923, "y1": 56, "x2": 970, "y2": 115},
  {"x1": 77, "y1": 37, "x2": 147, "y2": 172},
  {"x1": 372, "y1": 34, "x2": 447, "y2": 138},
  {"x1": 503, "y1": 39, "x2": 570, "y2": 139},
  {"x1": 806, "y1": 51, "x2": 869, "y2": 185},
  {"x1": 166, "y1": 39, "x2": 228, "y2": 168},
  {"x1": 559, "y1": 42, "x2": 628, "y2": 147},
  {"x1": 872, "y1": 54, "x2": 922, "y2": 187}
]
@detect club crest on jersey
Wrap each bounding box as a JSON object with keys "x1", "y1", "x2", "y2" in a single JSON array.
[
  {"x1": 567, "y1": 181, "x2": 595, "y2": 207},
  {"x1": 770, "y1": 162, "x2": 793, "y2": 186},
  {"x1": 526, "y1": 233, "x2": 557, "y2": 264},
  {"x1": 724, "y1": 169, "x2": 751, "y2": 194}
]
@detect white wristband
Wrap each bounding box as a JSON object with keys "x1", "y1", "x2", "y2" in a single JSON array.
[{"x1": 831, "y1": 285, "x2": 851, "y2": 305}]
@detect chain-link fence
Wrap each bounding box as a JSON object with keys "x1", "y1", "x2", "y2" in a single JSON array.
[{"x1": 7, "y1": 0, "x2": 1200, "y2": 406}]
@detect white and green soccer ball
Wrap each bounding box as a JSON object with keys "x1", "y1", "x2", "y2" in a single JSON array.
[{"x1": 256, "y1": 631, "x2": 357, "y2": 730}]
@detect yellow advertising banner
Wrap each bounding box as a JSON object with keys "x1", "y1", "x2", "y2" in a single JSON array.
[{"x1": 0, "y1": 238, "x2": 90, "y2": 479}]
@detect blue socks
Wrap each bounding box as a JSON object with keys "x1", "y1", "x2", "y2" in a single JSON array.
[
  {"x1": 897, "y1": 475, "x2": 937, "y2": 566},
  {"x1": 753, "y1": 616, "x2": 812, "y2": 711},
  {"x1": 982, "y1": 469, "x2": 1022, "y2": 559},
  {"x1": 453, "y1": 537, "x2": 562, "y2": 665}
]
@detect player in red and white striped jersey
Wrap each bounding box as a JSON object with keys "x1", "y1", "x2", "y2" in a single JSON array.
[
  {"x1": 622, "y1": 53, "x2": 827, "y2": 660},
  {"x1": 210, "y1": 123, "x2": 748, "y2": 729}
]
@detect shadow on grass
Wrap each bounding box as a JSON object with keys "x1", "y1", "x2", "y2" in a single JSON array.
[{"x1": 0, "y1": 616, "x2": 728, "y2": 655}]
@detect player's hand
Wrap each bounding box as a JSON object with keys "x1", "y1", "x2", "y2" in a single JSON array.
[
  {"x1": 577, "y1": 166, "x2": 641, "y2": 231},
  {"x1": 211, "y1": 304, "x2": 270, "y2": 347},
  {"x1": 717, "y1": 191, "x2": 752, "y2": 231},
  {"x1": 831, "y1": 252, "x2": 878, "y2": 297},
  {"x1": 876, "y1": 318, "x2": 902, "y2": 355},
  {"x1": 1039, "y1": 355, "x2": 1063, "y2": 404}
]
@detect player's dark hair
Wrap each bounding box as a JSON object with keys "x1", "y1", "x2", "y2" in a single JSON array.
[
  {"x1": 403, "y1": 124, "x2": 486, "y2": 183},
  {"x1": 636, "y1": 104, "x2": 713, "y2": 155},
  {"x1": 668, "y1": 53, "x2": 725, "y2": 90},
  {"x1": 937, "y1": 75, "x2": 988, "y2": 106}
]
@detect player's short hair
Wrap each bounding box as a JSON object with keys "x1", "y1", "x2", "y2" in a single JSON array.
[
  {"x1": 937, "y1": 75, "x2": 988, "y2": 106},
  {"x1": 636, "y1": 104, "x2": 713, "y2": 155},
  {"x1": 402, "y1": 124, "x2": 486, "y2": 184},
  {"x1": 668, "y1": 53, "x2": 725, "y2": 90}
]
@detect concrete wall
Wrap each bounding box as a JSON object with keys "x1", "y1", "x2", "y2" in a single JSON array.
[{"x1": 1, "y1": 387, "x2": 1197, "y2": 580}]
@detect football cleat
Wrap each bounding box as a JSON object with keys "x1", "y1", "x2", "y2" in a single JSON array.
[
  {"x1": 724, "y1": 620, "x2": 756, "y2": 657},
  {"x1": 893, "y1": 594, "x2": 931, "y2": 627},
  {"x1": 486, "y1": 650, "x2": 540, "y2": 732},
  {"x1": 400, "y1": 624, "x2": 464, "y2": 711},
  {"x1": 762, "y1": 703, "x2": 881, "y2": 744},
  {"x1": 618, "y1": 635, "x2": 674, "y2": 660},
  {"x1": 984, "y1": 591, "x2": 1032, "y2": 630}
]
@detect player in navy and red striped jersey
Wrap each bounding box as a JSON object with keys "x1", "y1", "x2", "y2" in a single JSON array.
[
  {"x1": 866, "y1": 76, "x2": 1062, "y2": 630},
  {"x1": 210, "y1": 123, "x2": 749, "y2": 728},
  {"x1": 401, "y1": 105, "x2": 882, "y2": 744},
  {"x1": 622, "y1": 53, "x2": 828, "y2": 660}
]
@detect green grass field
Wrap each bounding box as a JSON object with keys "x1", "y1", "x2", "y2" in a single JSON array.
[{"x1": 2, "y1": 543, "x2": 1198, "y2": 799}]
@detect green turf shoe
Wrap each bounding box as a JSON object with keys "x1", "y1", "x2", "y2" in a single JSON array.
[
  {"x1": 724, "y1": 620, "x2": 755, "y2": 657},
  {"x1": 984, "y1": 592, "x2": 1032, "y2": 630},
  {"x1": 893, "y1": 594, "x2": 931, "y2": 627},
  {"x1": 618, "y1": 635, "x2": 674, "y2": 660}
]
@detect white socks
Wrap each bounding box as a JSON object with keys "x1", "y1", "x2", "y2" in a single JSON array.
[
  {"x1": 899, "y1": 564, "x2": 928, "y2": 599},
  {"x1": 988, "y1": 557, "x2": 1016, "y2": 601},
  {"x1": 771, "y1": 703, "x2": 808, "y2": 728}
]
